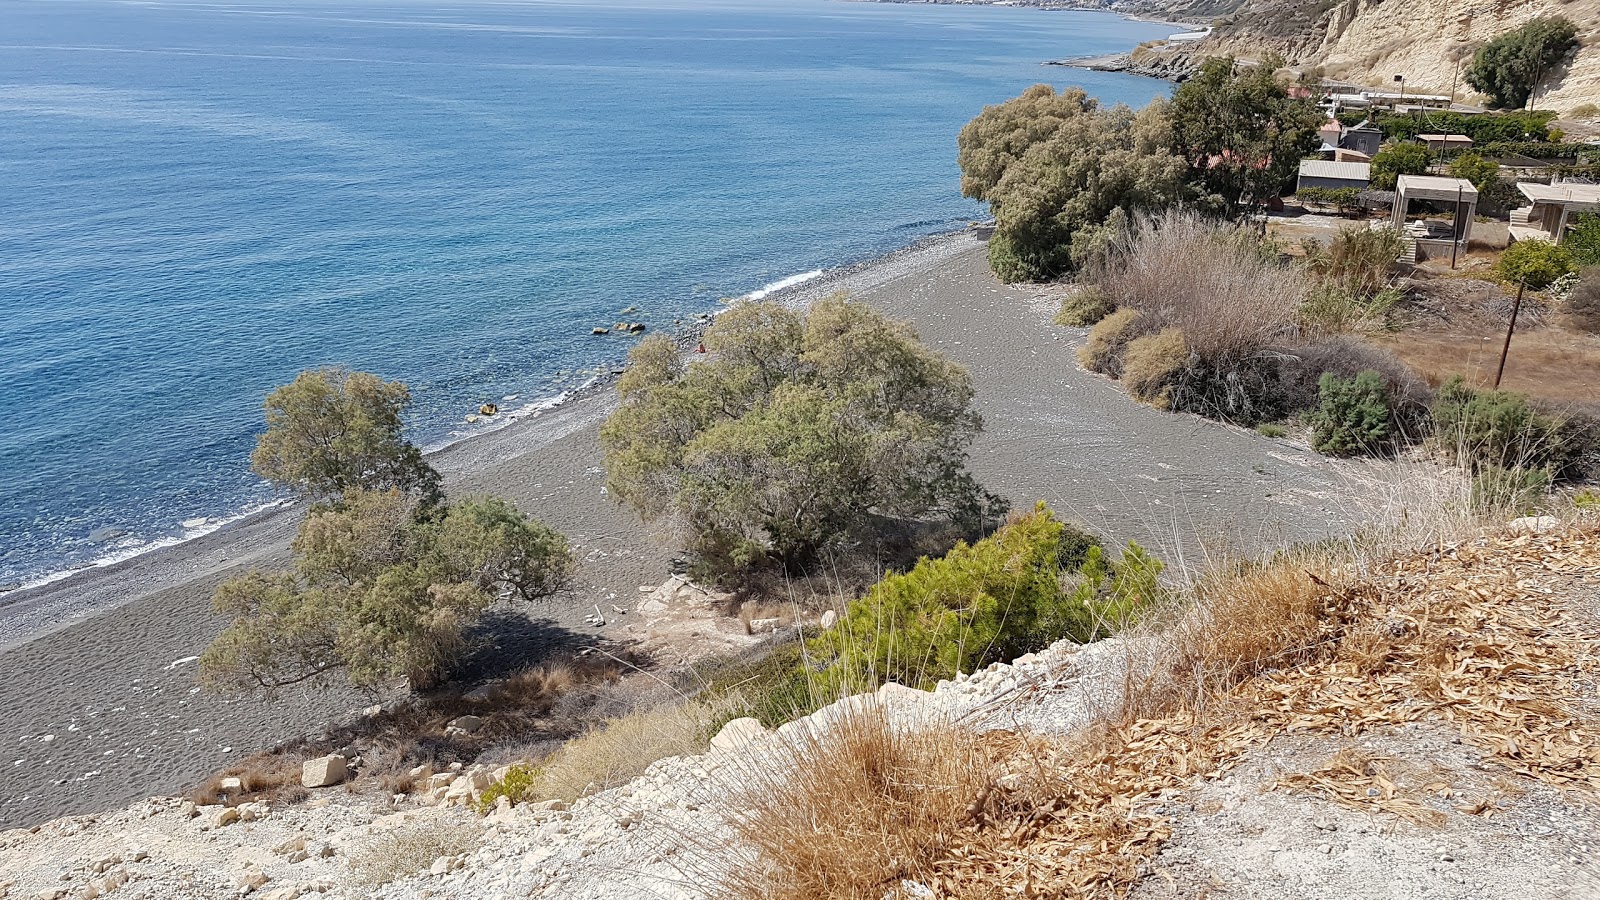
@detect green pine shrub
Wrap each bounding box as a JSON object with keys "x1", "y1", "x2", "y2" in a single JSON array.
[
  {"x1": 1309, "y1": 371, "x2": 1393, "y2": 457},
  {"x1": 471, "y1": 764, "x2": 539, "y2": 814},
  {"x1": 1470, "y1": 464, "x2": 1552, "y2": 515},
  {"x1": 1430, "y1": 378, "x2": 1565, "y2": 472},
  {"x1": 813, "y1": 505, "x2": 1161, "y2": 696}
]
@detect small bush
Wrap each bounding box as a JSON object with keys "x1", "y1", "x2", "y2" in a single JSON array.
[
  {"x1": 533, "y1": 699, "x2": 730, "y2": 802},
  {"x1": 1299, "y1": 284, "x2": 1402, "y2": 334},
  {"x1": 1496, "y1": 239, "x2": 1575, "y2": 290},
  {"x1": 348, "y1": 821, "x2": 480, "y2": 887},
  {"x1": 1310, "y1": 371, "x2": 1393, "y2": 457},
  {"x1": 1431, "y1": 377, "x2": 1565, "y2": 472},
  {"x1": 1053, "y1": 286, "x2": 1116, "y2": 327},
  {"x1": 1576, "y1": 488, "x2": 1600, "y2": 510},
  {"x1": 1078, "y1": 307, "x2": 1149, "y2": 375},
  {"x1": 1572, "y1": 103, "x2": 1600, "y2": 120},
  {"x1": 471, "y1": 763, "x2": 538, "y2": 814},
  {"x1": 1121, "y1": 328, "x2": 1190, "y2": 408},
  {"x1": 1306, "y1": 226, "x2": 1404, "y2": 298},
  {"x1": 1567, "y1": 268, "x2": 1600, "y2": 333},
  {"x1": 814, "y1": 505, "x2": 1161, "y2": 697},
  {"x1": 1257, "y1": 423, "x2": 1287, "y2": 438},
  {"x1": 1279, "y1": 337, "x2": 1433, "y2": 435},
  {"x1": 1568, "y1": 214, "x2": 1600, "y2": 270},
  {"x1": 1296, "y1": 187, "x2": 1360, "y2": 210}
]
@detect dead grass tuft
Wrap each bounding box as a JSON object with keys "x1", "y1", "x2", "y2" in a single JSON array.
[
  {"x1": 710, "y1": 708, "x2": 1026, "y2": 900},
  {"x1": 534, "y1": 698, "x2": 733, "y2": 803},
  {"x1": 188, "y1": 751, "x2": 309, "y2": 807}
]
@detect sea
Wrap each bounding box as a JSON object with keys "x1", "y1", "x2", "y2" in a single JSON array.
[{"x1": 0, "y1": 0, "x2": 1172, "y2": 590}]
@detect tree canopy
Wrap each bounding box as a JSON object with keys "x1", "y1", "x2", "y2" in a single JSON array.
[
  {"x1": 206, "y1": 369, "x2": 572, "y2": 695},
  {"x1": 958, "y1": 87, "x2": 1187, "y2": 281},
  {"x1": 1167, "y1": 56, "x2": 1324, "y2": 212},
  {"x1": 251, "y1": 367, "x2": 442, "y2": 507},
  {"x1": 600, "y1": 295, "x2": 1004, "y2": 575},
  {"x1": 201, "y1": 488, "x2": 573, "y2": 693},
  {"x1": 1465, "y1": 17, "x2": 1579, "y2": 109}
]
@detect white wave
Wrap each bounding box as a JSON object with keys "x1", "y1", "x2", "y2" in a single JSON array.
[
  {"x1": 13, "y1": 498, "x2": 294, "y2": 593},
  {"x1": 430, "y1": 390, "x2": 572, "y2": 449},
  {"x1": 742, "y1": 269, "x2": 824, "y2": 301}
]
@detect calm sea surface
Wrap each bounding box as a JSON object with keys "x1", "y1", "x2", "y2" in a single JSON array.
[{"x1": 0, "y1": 0, "x2": 1170, "y2": 587}]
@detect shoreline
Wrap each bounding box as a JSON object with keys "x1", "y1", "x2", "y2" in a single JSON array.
[{"x1": 0, "y1": 226, "x2": 980, "y2": 620}]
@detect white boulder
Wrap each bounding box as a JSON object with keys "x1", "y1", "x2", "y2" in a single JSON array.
[{"x1": 300, "y1": 754, "x2": 347, "y2": 789}]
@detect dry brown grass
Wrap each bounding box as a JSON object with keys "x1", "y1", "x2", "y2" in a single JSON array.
[
  {"x1": 346, "y1": 819, "x2": 481, "y2": 887},
  {"x1": 1377, "y1": 327, "x2": 1600, "y2": 407},
  {"x1": 534, "y1": 698, "x2": 732, "y2": 803},
  {"x1": 709, "y1": 709, "x2": 1026, "y2": 900},
  {"x1": 1077, "y1": 308, "x2": 1149, "y2": 376},
  {"x1": 1120, "y1": 328, "x2": 1189, "y2": 408},
  {"x1": 188, "y1": 751, "x2": 309, "y2": 807},
  {"x1": 1097, "y1": 211, "x2": 1307, "y2": 368}
]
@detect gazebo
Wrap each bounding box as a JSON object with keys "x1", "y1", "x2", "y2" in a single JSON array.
[
  {"x1": 1390, "y1": 175, "x2": 1478, "y2": 260},
  {"x1": 1511, "y1": 182, "x2": 1600, "y2": 244}
]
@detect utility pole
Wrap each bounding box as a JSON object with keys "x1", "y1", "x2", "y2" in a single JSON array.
[{"x1": 1493, "y1": 281, "x2": 1525, "y2": 389}]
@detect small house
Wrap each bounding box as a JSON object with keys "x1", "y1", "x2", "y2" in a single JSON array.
[
  {"x1": 1511, "y1": 182, "x2": 1600, "y2": 244},
  {"x1": 1298, "y1": 160, "x2": 1372, "y2": 193},
  {"x1": 1339, "y1": 122, "x2": 1384, "y2": 158}
]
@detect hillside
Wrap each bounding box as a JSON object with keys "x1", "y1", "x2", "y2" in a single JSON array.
[{"x1": 1193, "y1": 0, "x2": 1600, "y2": 113}]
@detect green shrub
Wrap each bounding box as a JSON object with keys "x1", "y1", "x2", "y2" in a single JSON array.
[
  {"x1": 1078, "y1": 307, "x2": 1148, "y2": 375},
  {"x1": 1571, "y1": 103, "x2": 1600, "y2": 120},
  {"x1": 1470, "y1": 464, "x2": 1552, "y2": 515},
  {"x1": 813, "y1": 505, "x2": 1161, "y2": 695},
  {"x1": 1054, "y1": 287, "x2": 1117, "y2": 327},
  {"x1": 1376, "y1": 109, "x2": 1556, "y2": 144},
  {"x1": 1305, "y1": 226, "x2": 1404, "y2": 298},
  {"x1": 1431, "y1": 378, "x2": 1564, "y2": 472},
  {"x1": 1121, "y1": 328, "x2": 1190, "y2": 408},
  {"x1": 1568, "y1": 214, "x2": 1600, "y2": 270},
  {"x1": 1299, "y1": 284, "x2": 1403, "y2": 333},
  {"x1": 1449, "y1": 153, "x2": 1501, "y2": 191},
  {"x1": 1295, "y1": 187, "x2": 1361, "y2": 210},
  {"x1": 471, "y1": 764, "x2": 539, "y2": 814},
  {"x1": 1575, "y1": 488, "x2": 1600, "y2": 510},
  {"x1": 1310, "y1": 371, "x2": 1393, "y2": 457},
  {"x1": 1370, "y1": 143, "x2": 1431, "y2": 191},
  {"x1": 1496, "y1": 239, "x2": 1575, "y2": 290},
  {"x1": 1256, "y1": 423, "x2": 1287, "y2": 439}
]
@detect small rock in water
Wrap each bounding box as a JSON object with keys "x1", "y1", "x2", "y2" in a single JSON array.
[{"x1": 88, "y1": 527, "x2": 127, "y2": 543}]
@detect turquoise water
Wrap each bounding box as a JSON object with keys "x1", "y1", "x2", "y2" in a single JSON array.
[{"x1": 0, "y1": 0, "x2": 1170, "y2": 588}]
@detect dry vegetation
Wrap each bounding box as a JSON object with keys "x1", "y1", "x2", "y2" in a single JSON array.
[
  {"x1": 346, "y1": 820, "x2": 482, "y2": 887},
  {"x1": 702, "y1": 506, "x2": 1600, "y2": 899}
]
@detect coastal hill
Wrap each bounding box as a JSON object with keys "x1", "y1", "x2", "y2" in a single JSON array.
[{"x1": 963, "y1": 0, "x2": 1600, "y2": 114}]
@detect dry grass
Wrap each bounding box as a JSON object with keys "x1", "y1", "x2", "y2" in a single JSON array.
[
  {"x1": 1077, "y1": 308, "x2": 1149, "y2": 376},
  {"x1": 1097, "y1": 211, "x2": 1307, "y2": 367},
  {"x1": 188, "y1": 751, "x2": 309, "y2": 807},
  {"x1": 1377, "y1": 327, "x2": 1600, "y2": 407},
  {"x1": 534, "y1": 698, "x2": 733, "y2": 803},
  {"x1": 708, "y1": 708, "x2": 1028, "y2": 900},
  {"x1": 1120, "y1": 328, "x2": 1189, "y2": 408},
  {"x1": 346, "y1": 819, "x2": 481, "y2": 886}
]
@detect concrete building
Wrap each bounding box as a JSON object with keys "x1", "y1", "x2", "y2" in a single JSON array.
[
  {"x1": 1510, "y1": 182, "x2": 1600, "y2": 244},
  {"x1": 1417, "y1": 134, "x2": 1474, "y2": 153}
]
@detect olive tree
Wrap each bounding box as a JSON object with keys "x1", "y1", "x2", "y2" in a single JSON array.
[
  {"x1": 200, "y1": 488, "x2": 573, "y2": 693},
  {"x1": 958, "y1": 87, "x2": 1187, "y2": 281},
  {"x1": 600, "y1": 295, "x2": 1004, "y2": 575},
  {"x1": 251, "y1": 367, "x2": 441, "y2": 507}
]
